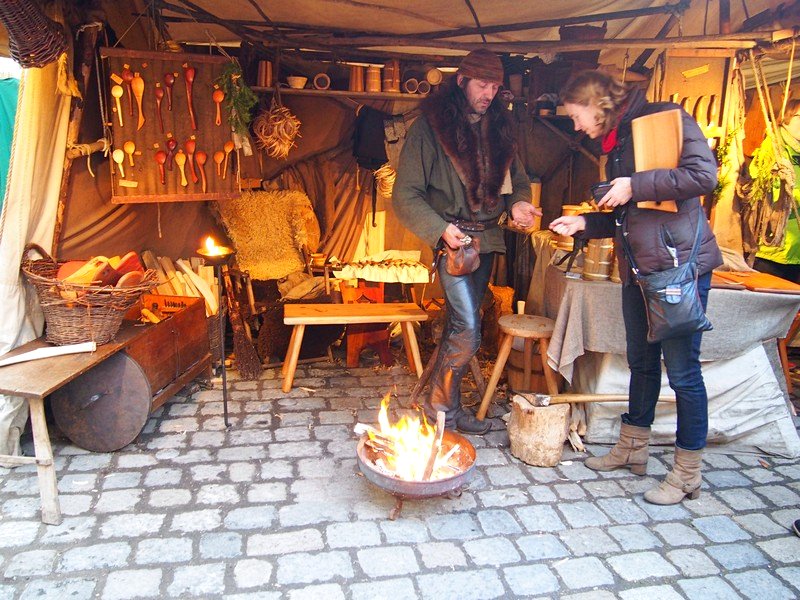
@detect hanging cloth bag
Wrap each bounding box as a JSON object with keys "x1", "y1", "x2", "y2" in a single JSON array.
[{"x1": 621, "y1": 216, "x2": 712, "y2": 343}]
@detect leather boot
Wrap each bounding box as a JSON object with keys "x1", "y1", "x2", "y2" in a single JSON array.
[
  {"x1": 644, "y1": 447, "x2": 702, "y2": 505},
  {"x1": 585, "y1": 423, "x2": 650, "y2": 475}
]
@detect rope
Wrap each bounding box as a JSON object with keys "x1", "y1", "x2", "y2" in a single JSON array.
[{"x1": 780, "y1": 35, "x2": 797, "y2": 123}]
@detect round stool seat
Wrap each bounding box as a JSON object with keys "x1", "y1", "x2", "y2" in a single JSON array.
[{"x1": 498, "y1": 314, "x2": 555, "y2": 339}]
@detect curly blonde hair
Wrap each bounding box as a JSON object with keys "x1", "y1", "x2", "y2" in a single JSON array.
[{"x1": 560, "y1": 70, "x2": 630, "y2": 135}]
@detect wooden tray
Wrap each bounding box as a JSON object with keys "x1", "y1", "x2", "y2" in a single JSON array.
[
  {"x1": 631, "y1": 109, "x2": 681, "y2": 213},
  {"x1": 711, "y1": 272, "x2": 745, "y2": 290},
  {"x1": 713, "y1": 271, "x2": 800, "y2": 294}
]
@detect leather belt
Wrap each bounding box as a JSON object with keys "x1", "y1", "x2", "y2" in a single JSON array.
[{"x1": 450, "y1": 218, "x2": 500, "y2": 232}]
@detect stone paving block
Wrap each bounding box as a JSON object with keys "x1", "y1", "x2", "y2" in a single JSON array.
[
  {"x1": 558, "y1": 501, "x2": 611, "y2": 528},
  {"x1": 189, "y1": 464, "x2": 227, "y2": 482},
  {"x1": 57, "y1": 473, "x2": 98, "y2": 493},
  {"x1": 0, "y1": 521, "x2": 39, "y2": 547},
  {"x1": 95, "y1": 489, "x2": 142, "y2": 513},
  {"x1": 718, "y1": 488, "x2": 767, "y2": 511},
  {"x1": 653, "y1": 522, "x2": 705, "y2": 546},
  {"x1": 776, "y1": 566, "x2": 800, "y2": 592},
  {"x1": 247, "y1": 530, "x2": 324, "y2": 557},
  {"x1": 753, "y1": 484, "x2": 800, "y2": 507},
  {"x1": 703, "y1": 470, "x2": 752, "y2": 488},
  {"x1": 167, "y1": 563, "x2": 226, "y2": 596},
  {"x1": 596, "y1": 497, "x2": 651, "y2": 524},
  {"x1": 560, "y1": 527, "x2": 621, "y2": 556},
  {"x1": 357, "y1": 546, "x2": 420, "y2": 577},
  {"x1": 683, "y1": 494, "x2": 734, "y2": 518},
  {"x1": 101, "y1": 472, "x2": 142, "y2": 490},
  {"x1": 224, "y1": 506, "x2": 276, "y2": 530},
  {"x1": 707, "y1": 542, "x2": 768, "y2": 570},
  {"x1": 514, "y1": 504, "x2": 566, "y2": 532},
  {"x1": 277, "y1": 551, "x2": 354, "y2": 584},
  {"x1": 135, "y1": 537, "x2": 193, "y2": 564},
  {"x1": 677, "y1": 576, "x2": 741, "y2": 599},
  {"x1": 19, "y1": 577, "x2": 97, "y2": 600},
  {"x1": 199, "y1": 531, "x2": 242, "y2": 559},
  {"x1": 476, "y1": 509, "x2": 522, "y2": 535},
  {"x1": 726, "y1": 569, "x2": 795, "y2": 599},
  {"x1": 633, "y1": 496, "x2": 690, "y2": 521},
  {"x1": 142, "y1": 468, "x2": 182, "y2": 487},
  {"x1": 170, "y1": 509, "x2": 222, "y2": 533},
  {"x1": 147, "y1": 488, "x2": 191, "y2": 508},
  {"x1": 260, "y1": 460, "x2": 294, "y2": 479},
  {"x1": 554, "y1": 556, "x2": 615, "y2": 589},
  {"x1": 503, "y1": 563, "x2": 559, "y2": 596},
  {"x1": 279, "y1": 500, "x2": 351, "y2": 527},
  {"x1": 417, "y1": 541, "x2": 468, "y2": 569},
  {"x1": 115, "y1": 455, "x2": 158, "y2": 469},
  {"x1": 416, "y1": 569, "x2": 506, "y2": 600},
  {"x1": 485, "y1": 465, "x2": 530, "y2": 486},
  {"x1": 0, "y1": 497, "x2": 40, "y2": 519},
  {"x1": 275, "y1": 427, "x2": 313, "y2": 442},
  {"x1": 230, "y1": 462, "x2": 258, "y2": 482},
  {"x1": 68, "y1": 454, "x2": 113, "y2": 472},
  {"x1": 608, "y1": 524, "x2": 663, "y2": 550},
  {"x1": 58, "y1": 542, "x2": 131, "y2": 572},
  {"x1": 233, "y1": 558, "x2": 274, "y2": 588},
  {"x1": 516, "y1": 533, "x2": 569, "y2": 560},
  {"x1": 463, "y1": 536, "x2": 521, "y2": 566},
  {"x1": 349, "y1": 577, "x2": 418, "y2": 600},
  {"x1": 3, "y1": 549, "x2": 57, "y2": 577},
  {"x1": 608, "y1": 550, "x2": 677, "y2": 581},
  {"x1": 774, "y1": 463, "x2": 800, "y2": 479},
  {"x1": 196, "y1": 483, "x2": 241, "y2": 505},
  {"x1": 101, "y1": 568, "x2": 162, "y2": 599},
  {"x1": 327, "y1": 521, "x2": 382, "y2": 548},
  {"x1": 560, "y1": 592, "x2": 617, "y2": 600},
  {"x1": 288, "y1": 583, "x2": 345, "y2": 600},
  {"x1": 524, "y1": 465, "x2": 561, "y2": 483},
  {"x1": 528, "y1": 484, "x2": 558, "y2": 502},
  {"x1": 770, "y1": 508, "x2": 800, "y2": 530},
  {"x1": 666, "y1": 548, "x2": 719, "y2": 577},
  {"x1": 583, "y1": 480, "x2": 626, "y2": 498},
  {"x1": 555, "y1": 483, "x2": 586, "y2": 500},
  {"x1": 702, "y1": 453, "x2": 741, "y2": 469},
  {"x1": 733, "y1": 513, "x2": 786, "y2": 537},
  {"x1": 39, "y1": 516, "x2": 97, "y2": 545},
  {"x1": 380, "y1": 518, "x2": 429, "y2": 544},
  {"x1": 426, "y1": 513, "x2": 483, "y2": 540},
  {"x1": 218, "y1": 445, "x2": 268, "y2": 461},
  {"x1": 618, "y1": 584, "x2": 684, "y2": 600},
  {"x1": 246, "y1": 482, "x2": 287, "y2": 503},
  {"x1": 476, "y1": 488, "x2": 529, "y2": 507},
  {"x1": 557, "y1": 460, "x2": 600, "y2": 480},
  {"x1": 757, "y1": 537, "x2": 800, "y2": 564},
  {"x1": 692, "y1": 515, "x2": 751, "y2": 543}
]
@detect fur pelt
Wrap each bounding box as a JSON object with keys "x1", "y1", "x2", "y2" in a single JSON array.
[{"x1": 423, "y1": 85, "x2": 515, "y2": 215}]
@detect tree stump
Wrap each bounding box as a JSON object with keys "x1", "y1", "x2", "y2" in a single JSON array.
[{"x1": 507, "y1": 394, "x2": 570, "y2": 467}]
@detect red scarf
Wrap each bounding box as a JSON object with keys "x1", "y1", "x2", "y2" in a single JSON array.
[{"x1": 600, "y1": 103, "x2": 629, "y2": 154}]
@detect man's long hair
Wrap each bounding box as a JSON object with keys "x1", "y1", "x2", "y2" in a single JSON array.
[{"x1": 435, "y1": 75, "x2": 515, "y2": 153}]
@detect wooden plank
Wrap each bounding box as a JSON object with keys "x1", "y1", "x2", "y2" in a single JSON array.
[
  {"x1": 158, "y1": 256, "x2": 184, "y2": 296},
  {"x1": 141, "y1": 250, "x2": 173, "y2": 295},
  {"x1": 711, "y1": 272, "x2": 746, "y2": 290},
  {"x1": 631, "y1": 109, "x2": 681, "y2": 212},
  {"x1": 284, "y1": 302, "x2": 428, "y2": 325},
  {"x1": 714, "y1": 271, "x2": 800, "y2": 294}
]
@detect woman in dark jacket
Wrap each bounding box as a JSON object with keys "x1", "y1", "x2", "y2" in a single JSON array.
[{"x1": 550, "y1": 70, "x2": 722, "y2": 505}]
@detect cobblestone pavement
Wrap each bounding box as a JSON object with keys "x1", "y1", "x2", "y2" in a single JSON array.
[{"x1": 1, "y1": 358, "x2": 800, "y2": 600}]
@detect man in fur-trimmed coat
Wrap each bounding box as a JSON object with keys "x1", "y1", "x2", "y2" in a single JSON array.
[{"x1": 393, "y1": 49, "x2": 540, "y2": 435}]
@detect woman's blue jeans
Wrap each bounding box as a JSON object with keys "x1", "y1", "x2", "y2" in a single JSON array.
[
  {"x1": 427, "y1": 252, "x2": 495, "y2": 424},
  {"x1": 620, "y1": 271, "x2": 712, "y2": 451}
]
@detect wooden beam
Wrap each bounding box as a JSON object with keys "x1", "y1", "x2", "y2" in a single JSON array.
[
  {"x1": 630, "y1": 14, "x2": 679, "y2": 73},
  {"x1": 719, "y1": 0, "x2": 731, "y2": 35}
]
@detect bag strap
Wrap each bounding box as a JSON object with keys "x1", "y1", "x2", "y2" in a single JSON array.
[{"x1": 621, "y1": 211, "x2": 704, "y2": 277}]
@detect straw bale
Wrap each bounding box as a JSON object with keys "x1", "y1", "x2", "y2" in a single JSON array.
[{"x1": 217, "y1": 190, "x2": 321, "y2": 280}]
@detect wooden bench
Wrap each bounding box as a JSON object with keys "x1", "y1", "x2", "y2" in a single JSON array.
[{"x1": 282, "y1": 302, "x2": 428, "y2": 392}]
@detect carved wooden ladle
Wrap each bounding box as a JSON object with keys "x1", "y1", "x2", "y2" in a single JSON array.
[
  {"x1": 212, "y1": 89, "x2": 225, "y2": 126},
  {"x1": 183, "y1": 64, "x2": 197, "y2": 130},
  {"x1": 154, "y1": 83, "x2": 165, "y2": 133},
  {"x1": 213, "y1": 151, "x2": 224, "y2": 178},
  {"x1": 174, "y1": 150, "x2": 188, "y2": 187},
  {"x1": 195, "y1": 150, "x2": 208, "y2": 193},
  {"x1": 164, "y1": 72, "x2": 175, "y2": 111},
  {"x1": 155, "y1": 150, "x2": 167, "y2": 185},
  {"x1": 184, "y1": 139, "x2": 199, "y2": 184},
  {"x1": 165, "y1": 137, "x2": 178, "y2": 171},
  {"x1": 111, "y1": 85, "x2": 124, "y2": 127},
  {"x1": 131, "y1": 74, "x2": 145, "y2": 130}
]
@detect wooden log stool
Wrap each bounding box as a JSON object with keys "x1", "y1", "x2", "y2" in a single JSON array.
[{"x1": 476, "y1": 314, "x2": 559, "y2": 420}]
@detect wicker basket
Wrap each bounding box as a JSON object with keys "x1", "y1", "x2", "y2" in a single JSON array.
[
  {"x1": 207, "y1": 304, "x2": 227, "y2": 361},
  {"x1": 21, "y1": 244, "x2": 156, "y2": 346}
]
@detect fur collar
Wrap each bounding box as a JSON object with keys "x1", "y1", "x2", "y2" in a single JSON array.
[{"x1": 423, "y1": 90, "x2": 515, "y2": 215}]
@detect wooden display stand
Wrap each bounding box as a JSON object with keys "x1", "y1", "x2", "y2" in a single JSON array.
[{"x1": 0, "y1": 297, "x2": 210, "y2": 524}]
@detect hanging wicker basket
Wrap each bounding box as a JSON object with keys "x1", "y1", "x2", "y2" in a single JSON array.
[
  {"x1": 21, "y1": 244, "x2": 156, "y2": 346},
  {"x1": 0, "y1": 0, "x2": 66, "y2": 68}
]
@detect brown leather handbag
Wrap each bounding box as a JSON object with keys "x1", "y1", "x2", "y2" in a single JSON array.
[{"x1": 443, "y1": 236, "x2": 481, "y2": 276}]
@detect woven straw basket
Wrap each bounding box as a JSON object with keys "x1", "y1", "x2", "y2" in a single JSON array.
[{"x1": 21, "y1": 244, "x2": 156, "y2": 346}]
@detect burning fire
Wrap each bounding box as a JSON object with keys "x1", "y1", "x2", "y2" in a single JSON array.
[
  {"x1": 372, "y1": 393, "x2": 436, "y2": 481},
  {"x1": 203, "y1": 236, "x2": 229, "y2": 256}
]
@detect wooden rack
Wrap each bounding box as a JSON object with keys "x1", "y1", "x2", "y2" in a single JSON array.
[{"x1": 252, "y1": 86, "x2": 426, "y2": 102}]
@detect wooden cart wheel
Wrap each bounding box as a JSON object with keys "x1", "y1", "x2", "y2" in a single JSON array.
[{"x1": 51, "y1": 352, "x2": 152, "y2": 452}]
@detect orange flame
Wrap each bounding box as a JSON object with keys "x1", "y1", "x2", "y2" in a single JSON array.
[{"x1": 371, "y1": 393, "x2": 436, "y2": 481}]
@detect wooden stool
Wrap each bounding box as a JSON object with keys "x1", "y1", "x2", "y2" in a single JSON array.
[{"x1": 476, "y1": 314, "x2": 559, "y2": 420}]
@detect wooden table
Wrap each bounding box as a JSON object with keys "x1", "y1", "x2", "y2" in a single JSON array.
[
  {"x1": 282, "y1": 302, "x2": 428, "y2": 392},
  {"x1": 0, "y1": 302, "x2": 210, "y2": 524}
]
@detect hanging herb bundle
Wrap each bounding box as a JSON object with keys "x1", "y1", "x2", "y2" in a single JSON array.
[{"x1": 215, "y1": 62, "x2": 259, "y2": 136}]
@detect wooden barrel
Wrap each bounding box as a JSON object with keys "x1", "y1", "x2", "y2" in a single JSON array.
[
  {"x1": 582, "y1": 238, "x2": 614, "y2": 281},
  {"x1": 403, "y1": 78, "x2": 419, "y2": 94},
  {"x1": 366, "y1": 65, "x2": 382, "y2": 92},
  {"x1": 554, "y1": 204, "x2": 591, "y2": 251},
  {"x1": 610, "y1": 257, "x2": 621, "y2": 283},
  {"x1": 349, "y1": 66, "x2": 364, "y2": 92},
  {"x1": 383, "y1": 60, "x2": 400, "y2": 92}
]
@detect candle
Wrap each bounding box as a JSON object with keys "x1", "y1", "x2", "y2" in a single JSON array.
[{"x1": 201, "y1": 236, "x2": 232, "y2": 257}]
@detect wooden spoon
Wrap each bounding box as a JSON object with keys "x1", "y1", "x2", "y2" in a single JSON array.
[
  {"x1": 222, "y1": 140, "x2": 234, "y2": 180},
  {"x1": 165, "y1": 137, "x2": 178, "y2": 171},
  {"x1": 195, "y1": 150, "x2": 208, "y2": 193},
  {"x1": 213, "y1": 150, "x2": 225, "y2": 177},
  {"x1": 123, "y1": 141, "x2": 136, "y2": 167},
  {"x1": 111, "y1": 85, "x2": 124, "y2": 127},
  {"x1": 155, "y1": 150, "x2": 167, "y2": 185},
  {"x1": 131, "y1": 74, "x2": 145, "y2": 130},
  {"x1": 184, "y1": 139, "x2": 199, "y2": 184},
  {"x1": 183, "y1": 64, "x2": 197, "y2": 131},
  {"x1": 212, "y1": 89, "x2": 225, "y2": 126},
  {"x1": 164, "y1": 72, "x2": 175, "y2": 111},
  {"x1": 154, "y1": 83, "x2": 164, "y2": 133},
  {"x1": 121, "y1": 67, "x2": 134, "y2": 116},
  {"x1": 174, "y1": 150, "x2": 188, "y2": 187},
  {"x1": 112, "y1": 148, "x2": 126, "y2": 179}
]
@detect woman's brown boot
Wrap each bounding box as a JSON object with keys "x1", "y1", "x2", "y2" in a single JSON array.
[
  {"x1": 584, "y1": 423, "x2": 650, "y2": 475},
  {"x1": 644, "y1": 447, "x2": 702, "y2": 505}
]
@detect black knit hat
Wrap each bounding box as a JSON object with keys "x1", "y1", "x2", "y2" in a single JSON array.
[{"x1": 458, "y1": 49, "x2": 504, "y2": 85}]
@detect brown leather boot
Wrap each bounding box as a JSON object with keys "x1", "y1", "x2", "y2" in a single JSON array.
[
  {"x1": 584, "y1": 423, "x2": 650, "y2": 475},
  {"x1": 644, "y1": 447, "x2": 703, "y2": 505}
]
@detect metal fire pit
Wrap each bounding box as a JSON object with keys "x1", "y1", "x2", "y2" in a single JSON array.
[{"x1": 356, "y1": 429, "x2": 476, "y2": 519}]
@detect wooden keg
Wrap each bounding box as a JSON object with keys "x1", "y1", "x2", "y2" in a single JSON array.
[
  {"x1": 348, "y1": 66, "x2": 364, "y2": 92},
  {"x1": 366, "y1": 65, "x2": 382, "y2": 92},
  {"x1": 582, "y1": 238, "x2": 614, "y2": 281},
  {"x1": 505, "y1": 346, "x2": 547, "y2": 393},
  {"x1": 610, "y1": 256, "x2": 622, "y2": 283},
  {"x1": 553, "y1": 204, "x2": 591, "y2": 251},
  {"x1": 383, "y1": 60, "x2": 400, "y2": 92}
]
